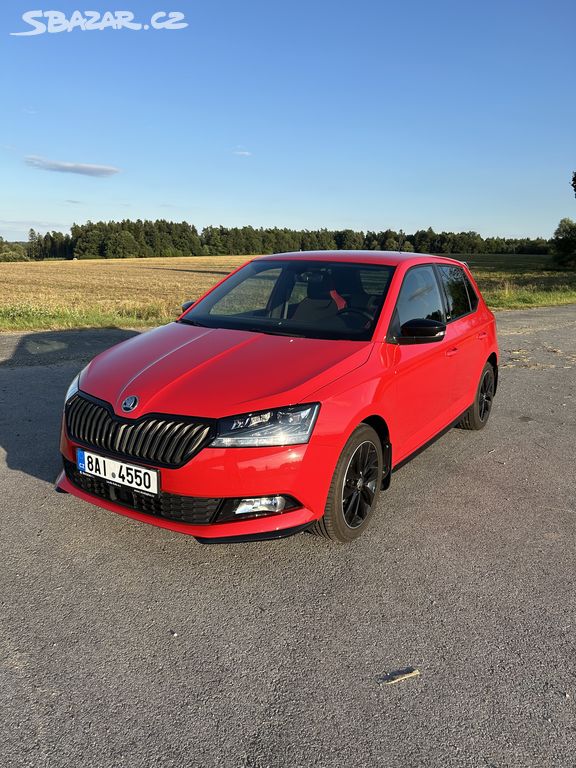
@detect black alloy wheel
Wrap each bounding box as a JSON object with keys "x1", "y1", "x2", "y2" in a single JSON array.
[
  {"x1": 342, "y1": 441, "x2": 380, "y2": 529},
  {"x1": 458, "y1": 361, "x2": 496, "y2": 431},
  {"x1": 312, "y1": 424, "x2": 383, "y2": 542},
  {"x1": 478, "y1": 368, "x2": 494, "y2": 423}
]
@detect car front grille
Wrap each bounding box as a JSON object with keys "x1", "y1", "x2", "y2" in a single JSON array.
[
  {"x1": 65, "y1": 393, "x2": 214, "y2": 468},
  {"x1": 63, "y1": 457, "x2": 222, "y2": 525}
]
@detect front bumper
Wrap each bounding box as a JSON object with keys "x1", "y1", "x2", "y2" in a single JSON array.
[
  {"x1": 56, "y1": 469, "x2": 316, "y2": 541},
  {"x1": 58, "y1": 425, "x2": 338, "y2": 541}
]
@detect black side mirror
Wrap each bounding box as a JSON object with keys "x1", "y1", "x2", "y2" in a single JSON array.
[
  {"x1": 398, "y1": 318, "x2": 446, "y2": 345},
  {"x1": 181, "y1": 300, "x2": 194, "y2": 313}
]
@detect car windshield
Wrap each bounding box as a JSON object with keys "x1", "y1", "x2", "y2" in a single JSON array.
[{"x1": 180, "y1": 259, "x2": 395, "y2": 341}]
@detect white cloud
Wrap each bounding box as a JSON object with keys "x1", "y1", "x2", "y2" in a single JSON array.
[
  {"x1": 0, "y1": 218, "x2": 70, "y2": 239},
  {"x1": 25, "y1": 155, "x2": 120, "y2": 177},
  {"x1": 233, "y1": 148, "x2": 252, "y2": 157},
  {"x1": 0, "y1": 218, "x2": 68, "y2": 228}
]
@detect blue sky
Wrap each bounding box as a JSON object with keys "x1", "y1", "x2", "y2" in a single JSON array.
[{"x1": 1, "y1": 0, "x2": 574, "y2": 241}]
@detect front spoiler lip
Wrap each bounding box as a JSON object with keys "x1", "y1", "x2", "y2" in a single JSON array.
[
  {"x1": 194, "y1": 523, "x2": 312, "y2": 544},
  {"x1": 55, "y1": 470, "x2": 317, "y2": 541}
]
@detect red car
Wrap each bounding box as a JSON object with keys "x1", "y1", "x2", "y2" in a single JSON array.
[{"x1": 56, "y1": 251, "x2": 498, "y2": 543}]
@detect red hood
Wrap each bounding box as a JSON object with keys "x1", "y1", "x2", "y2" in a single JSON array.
[{"x1": 80, "y1": 322, "x2": 373, "y2": 419}]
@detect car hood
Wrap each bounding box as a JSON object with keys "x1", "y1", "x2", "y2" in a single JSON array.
[{"x1": 80, "y1": 322, "x2": 373, "y2": 419}]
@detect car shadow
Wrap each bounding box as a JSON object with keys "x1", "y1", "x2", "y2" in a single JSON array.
[{"x1": 0, "y1": 328, "x2": 140, "y2": 485}]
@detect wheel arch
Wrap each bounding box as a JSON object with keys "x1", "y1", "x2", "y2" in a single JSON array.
[{"x1": 361, "y1": 414, "x2": 392, "y2": 488}]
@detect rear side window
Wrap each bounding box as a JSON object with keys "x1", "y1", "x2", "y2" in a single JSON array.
[
  {"x1": 395, "y1": 266, "x2": 445, "y2": 326},
  {"x1": 437, "y1": 265, "x2": 474, "y2": 321},
  {"x1": 463, "y1": 273, "x2": 479, "y2": 311}
]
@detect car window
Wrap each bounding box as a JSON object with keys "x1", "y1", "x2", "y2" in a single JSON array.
[
  {"x1": 395, "y1": 266, "x2": 445, "y2": 327},
  {"x1": 207, "y1": 268, "x2": 282, "y2": 316},
  {"x1": 437, "y1": 265, "x2": 472, "y2": 321},
  {"x1": 358, "y1": 269, "x2": 392, "y2": 295},
  {"x1": 183, "y1": 260, "x2": 395, "y2": 341},
  {"x1": 287, "y1": 276, "x2": 308, "y2": 305},
  {"x1": 463, "y1": 273, "x2": 479, "y2": 311}
]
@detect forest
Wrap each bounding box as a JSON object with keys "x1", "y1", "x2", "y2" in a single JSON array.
[{"x1": 20, "y1": 220, "x2": 552, "y2": 262}]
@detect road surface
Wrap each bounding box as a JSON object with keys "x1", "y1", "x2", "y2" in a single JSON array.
[{"x1": 1, "y1": 305, "x2": 575, "y2": 767}]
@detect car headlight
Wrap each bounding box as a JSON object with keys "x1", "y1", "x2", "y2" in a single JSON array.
[
  {"x1": 64, "y1": 374, "x2": 79, "y2": 403},
  {"x1": 64, "y1": 366, "x2": 87, "y2": 404},
  {"x1": 210, "y1": 403, "x2": 320, "y2": 448}
]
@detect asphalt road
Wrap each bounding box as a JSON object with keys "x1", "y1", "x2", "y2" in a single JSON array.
[{"x1": 1, "y1": 305, "x2": 575, "y2": 768}]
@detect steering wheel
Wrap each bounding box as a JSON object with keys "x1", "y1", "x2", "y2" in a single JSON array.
[{"x1": 337, "y1": 307, "x2": 373, "y2": 322}]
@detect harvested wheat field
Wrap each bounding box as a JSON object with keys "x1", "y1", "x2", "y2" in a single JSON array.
[
  {"x1": 1, "y1": 253, "x2": 575, "y2": 330},
  {"x1": 0, "y1": 256, "x2": 248, "y2": 330}
]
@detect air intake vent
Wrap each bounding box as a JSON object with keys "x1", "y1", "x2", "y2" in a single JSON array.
[{"x1": 63, "y1": 458, "x2": 221, "y2": 524}]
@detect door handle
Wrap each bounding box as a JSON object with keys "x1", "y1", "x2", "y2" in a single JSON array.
[
  {"x1": 446, "y1": 347, "x2": 459, "y2": 357},
  {"x1": 477, "y1": 331, "x2": 488, "y2": 340}
]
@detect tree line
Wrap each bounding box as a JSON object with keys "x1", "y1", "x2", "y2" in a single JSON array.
[
  {"x1": 0, "y1": 238, "x2": 27, "y2": 262},
  {"x1": 23, "y1": 220, "x2": 553, "y2": 262}
]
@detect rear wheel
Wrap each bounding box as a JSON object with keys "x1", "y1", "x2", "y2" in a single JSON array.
[
  {"x1": 458, "y1": 361, "x2": 495, "y2": 430},
  {"x1": 311, "y1": 424, "x2": 383, "y2": 542}
]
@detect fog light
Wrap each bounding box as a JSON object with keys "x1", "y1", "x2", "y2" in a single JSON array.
[{"x1": 234, "y1": 496, "x2": 287, "y2": 516}]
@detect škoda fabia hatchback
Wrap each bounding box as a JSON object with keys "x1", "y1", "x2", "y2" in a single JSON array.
[{"x1": 57, "y1": 251, "x2": 498, "y2": 543}]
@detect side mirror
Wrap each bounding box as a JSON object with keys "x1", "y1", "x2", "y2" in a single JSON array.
[
  {"x1": 398, "y1": 318, "x2": 446, "y2": 345},
  {"x1": 181, "y1": 300, "x2": 194, "y2": 313}
]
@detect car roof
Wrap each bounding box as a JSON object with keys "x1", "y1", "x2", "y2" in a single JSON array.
[{"x1": 255, "y1": 250, "x2": 467, "y2": 268}]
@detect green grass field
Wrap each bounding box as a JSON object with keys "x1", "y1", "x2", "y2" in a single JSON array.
[
  {"x1": 0, "y1": 253, "x2": 574, "y2": 331},
  {"x1": 460, "y1": 253, "x2": 576, "y2": 309}
]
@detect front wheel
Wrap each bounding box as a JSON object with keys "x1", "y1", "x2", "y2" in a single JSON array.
[
  {"x1": 458, "y1": 361, "x2": 495, "y2": 430},
  {"x1": 311, "y1": 424, "x2": 383, "y2": 542}
]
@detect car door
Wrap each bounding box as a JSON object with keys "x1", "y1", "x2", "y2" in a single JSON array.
[
  {"x1": 435, "y1": 264, "x2": 480, "y2": 414},
  {"x1": 386, "y1": 265, "x2": 453, "y2": 462}
]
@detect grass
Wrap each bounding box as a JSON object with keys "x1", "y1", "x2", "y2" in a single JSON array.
[
  {"x1": 463, "y1": 253, "x2": 576, "y2": 310},
  {"x1": 0, "y1": 255, "x2": 247, "y2": 331},
  {"x1": 0, "y1": 253, "x2": 574, "y2": 331}
]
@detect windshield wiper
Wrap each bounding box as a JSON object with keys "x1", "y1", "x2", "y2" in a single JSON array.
[
  {"x1": 179, "y1": 318, "x2": 207, "y2": 328},
  {"x1": 243, "y1": 325, "x2": 306, "y2": 338},
  {"x1": 180, "y1": 318, "x2": 306, "y2": 337}
]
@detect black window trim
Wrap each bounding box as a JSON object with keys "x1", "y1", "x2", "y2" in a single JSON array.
[
  {"x1": 386, "y1": 263, "x2": 447, "y2": 344},
  {"x1": 432, "y1": 263, "x2": 479, "y2": 325}
]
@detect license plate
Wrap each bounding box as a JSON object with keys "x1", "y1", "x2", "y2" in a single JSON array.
[{"x1": 76, "y1": 449, "x2": 159, "y2": 495}]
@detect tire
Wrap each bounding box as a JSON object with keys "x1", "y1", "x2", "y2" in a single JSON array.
[
  {"x1": 458, "y1": 361, "x2": 495, "y2": 430},
  {"x1": 311, "y1": 424, "x2": 383, "y2": 542}
]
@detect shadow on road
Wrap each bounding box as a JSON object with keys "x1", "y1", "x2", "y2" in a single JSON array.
[{"x1": 0, "y1": 328, "x2": 140, "y2": 485}]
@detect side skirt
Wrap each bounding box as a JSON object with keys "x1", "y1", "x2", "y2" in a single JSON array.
[{"x1": 391, "y1": 406, "x2": 471, "y2": 475}]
